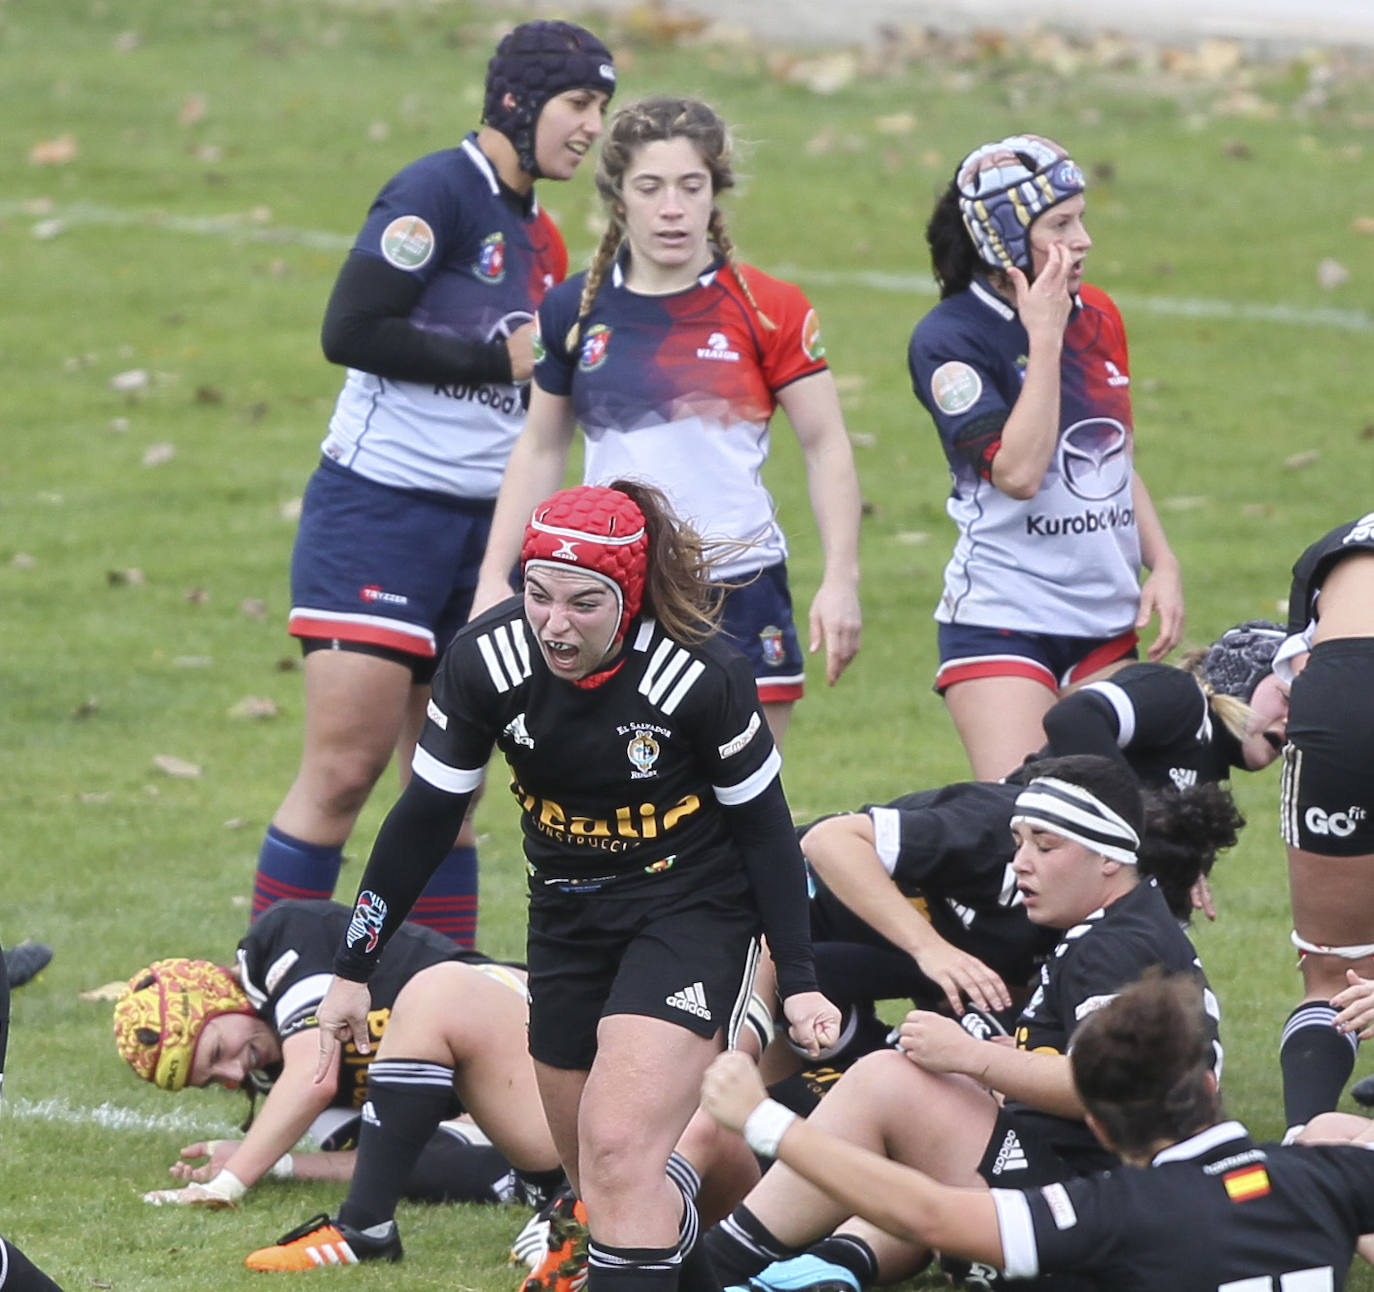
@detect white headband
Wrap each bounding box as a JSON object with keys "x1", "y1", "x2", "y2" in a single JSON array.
[{"x1": 1010, "y1": 776, "x2": 1140, "y2": 865}]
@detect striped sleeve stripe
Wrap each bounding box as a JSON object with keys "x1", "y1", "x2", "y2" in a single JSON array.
[
  {"x1": 870, "y1": 807, "x2": 902, "y2": 874},
  {"x1": 714, "y1": 747, "x2": 783, "y2": 806},
  {"x1": 412, "y1": 745, "x2": 484, "y2": 795},
  {"x1": 639, "y1": 639, "x2": 706, "y2": 714}
]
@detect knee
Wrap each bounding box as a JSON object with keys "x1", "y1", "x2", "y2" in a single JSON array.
[
  {"x1": 578, "y1": 1125, "x2": 665, "y2": 1200},
  {"x1": 306, "y1": 749, "x2": 390, "y2": 817}
]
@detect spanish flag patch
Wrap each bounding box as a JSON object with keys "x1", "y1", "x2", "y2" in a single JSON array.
[{"x1": 1223, "y1": 1165, "x2": 1271, "y2": 1202}]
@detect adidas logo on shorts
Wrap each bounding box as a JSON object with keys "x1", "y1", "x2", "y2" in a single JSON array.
[
  {"x1": 665, "y1": 981, "x2": 712, "y2": 1021},
  {"x1": 991, "y1": 1129, "x2": 1028, "y2": 1174},
  {"x1": 361, "y1": 1100, "x2": 381, "y2": 1128}
]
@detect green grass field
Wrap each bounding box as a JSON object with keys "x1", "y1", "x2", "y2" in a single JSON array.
[{"x1": 2, "y1": 0, "x2": 1372, "y2": 1286}]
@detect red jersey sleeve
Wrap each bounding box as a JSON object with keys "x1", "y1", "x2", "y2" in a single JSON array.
[{"x1": 732, "y1": 264, "x2": 829, "y2": 392}]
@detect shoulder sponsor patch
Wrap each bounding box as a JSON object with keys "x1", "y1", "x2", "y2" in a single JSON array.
[
  {"x1": 718, "y1": 711, "x2": 762, "y2": 760},
  {"x1": 1040, "y1": 1182, "x2": 1078, "y2": 1230},
  {"x1": 425, "y1": 697, "x2": 448, "y2": 730},
  {"x1": 930, "y1": 360, "x2": 983, "y2": 415},
  {"x1": 801, "y1": 308, "x2": 825, "y2": 362},
  {"x1": 380, "y1": 215, "x2": 436, "y2": 270}
]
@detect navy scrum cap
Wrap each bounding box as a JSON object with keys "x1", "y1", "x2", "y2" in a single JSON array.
[
  {"x1": 1199, "y1": 619, "x2": 1286, "y2": 701},
  {"x1": 484, "y1": 21, "x2": 616, "y2": 178}
]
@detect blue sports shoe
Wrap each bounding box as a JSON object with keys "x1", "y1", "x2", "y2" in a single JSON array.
[{"x1": 749, "y1": 1255, "x2": 860, "y2": 1292}]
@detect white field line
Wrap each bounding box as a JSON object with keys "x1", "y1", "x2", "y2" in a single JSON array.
[
  {"x1": 2, "y1": 1095, "x2": 237, "y2": 1136},
  {"x1": 7, "y1": 200, "x2": 1371, "y2": 334}
]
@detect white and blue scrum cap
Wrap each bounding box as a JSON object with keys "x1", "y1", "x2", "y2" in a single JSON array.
[{"x1": 956, "y1": 134, "x2": 1086, "y2": 272}]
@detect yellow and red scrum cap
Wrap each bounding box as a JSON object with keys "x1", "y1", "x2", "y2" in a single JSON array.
[{"x1": 112, "y1": 957, "x2": 253, "y2": 1092}]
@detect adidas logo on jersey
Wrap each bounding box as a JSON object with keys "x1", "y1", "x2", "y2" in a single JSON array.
[
  {"x1": 665, "y1": 981, "x2": 712, "y2": 1020},
  {"x1": 503, "y1": 712, "x2": 534, "y2": 749},
  {"x1": 991, "y1": 1129, "x2": 1028, "y2": 1174}
]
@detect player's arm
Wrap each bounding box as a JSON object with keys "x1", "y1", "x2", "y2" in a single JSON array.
[
  {"x1": 1131, "y1": 472, "x2": 1184, "y2": 660},
  {"x1": 218, "y1": 1029, "x2": 340, "y2": 1186},
  {"x1": 802, "y1": 814, "x2": 1009, "y2": 1015},
  {"x1": 986, "y1": 245, "x2": 1075, "y2": 498},
  {"x1": 897, "y1": 1011, "x2": 1084, "y2": 1118},
  {"x1": 471, "y1": 380, "x2": 578, "y2": 617},
  {"x1": 702, "y1": 1051, "x2": 1005, "y2": 1265},
  {"x1": 1041, "y1": 687, "x2": 1133, "y2": 765},
  {"x1": 776, "y1": 371, "x2": 862, "y2": 686},
  {"x1": 321, "y1": 252, "x2": 514, "y2": 385}
]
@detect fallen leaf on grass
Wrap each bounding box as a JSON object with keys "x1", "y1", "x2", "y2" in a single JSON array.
[
  {"x1": 79, "y1": 792, "x2": 112, "y2": 804},
  {"x1": 1242, "y1": 502, "x2": 1276, "y2": 518},
  {"x1": 1360, "y1": 425, "x2": 1374, "y2": 441},
  {"x1": 109, "y1": 417, "x2": 130, "y2": 433},
  {"x1": 178, "y1": 94, "x2": 207, "y2": 126},
  {"x1": 228, "y1": 696, "x2": 279, "y2": 719},
  {"x1": 275, "y1": 657, "x2": 300, "y2": 672},
  {"x1": 33, "y1": 219, "x2": 65, "y2": 240},
  {"x1": 1316, "y1": 258, "x2": 1350, "y2": 288},
  {"x1": 107, "y1": 568, "x2": 146, "y2": 587},
  {"x1": 153, "y1": 754, "x2": 202, "y2": 778},
  {"x1": 71, "y1": 698, "x2": 99, "y2": 719},
  {"x1": 224, "y1": 818, "x2": 251, "y2": 830},
  {"x1": 1283, "y1": 450, "x2": 1321, "y2": 470},
  {"x1": 11, "y1": 553, "x2": 36, "y2": 570},
  {"x1": 110, "y1": 368, "x2": 149, "y2": 392},
  {"x1": 873, "y1": 112, "x2": 916, "y2": 135},
  {"x1": 142, "y1": 442, "x2": 175, "y2": 467},
  {"x1": 184, "y1": 586, "x2": 210, "y2": 604},
  {"x1": 1353, "y1": 217, "x2": 1374, "y2": 236},
  {"x1": 895, "y1": 531, "x2": 931, "y2": 545},
  {"x1": 29, "y1": 133, "x2": 78, "y2": 165},
  {"x1": 241, "y1": 598, "x2": 269, "y2": 620},
  {"x1": 80, "y1": 982, "x2": 129, "y2": 1002},
  {"x1": 279, "y1": 497, "x2": 303, "y2": 521}
]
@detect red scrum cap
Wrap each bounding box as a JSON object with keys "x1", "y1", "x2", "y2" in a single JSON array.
[{"x1": 522, "y1": 485, "x2": 649, "y2": 640}]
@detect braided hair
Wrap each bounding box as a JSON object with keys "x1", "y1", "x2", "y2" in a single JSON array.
[{"x1": 565, "y1": 96, "x2": 776, "y2": 351}]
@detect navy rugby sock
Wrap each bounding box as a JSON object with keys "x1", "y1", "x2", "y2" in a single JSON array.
[
  {"x1": 413, "y1": 844, "x2": 478, "y2": 948},
  {"x1": 1280, "y1": 1001, "x2": 1358, "y2": 1130},
  {"x1": 250, "y1": 825, "x2": 341, "y2": 917}
]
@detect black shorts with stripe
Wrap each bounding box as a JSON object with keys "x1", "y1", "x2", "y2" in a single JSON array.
[
  {"x1": 525, "y1": 869, "x2": 761, "y2": 1070},
  {"x1": 1281, "y1": 639, "x2": 1374, "y2": 857}
]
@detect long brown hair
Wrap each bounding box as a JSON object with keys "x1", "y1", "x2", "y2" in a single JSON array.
[
  {"x1": 605, "y1": 478, "x2": 727, "y2": 645},
  {"x1": 565, "y1": 96, "x2": 776, "y2": 350}
]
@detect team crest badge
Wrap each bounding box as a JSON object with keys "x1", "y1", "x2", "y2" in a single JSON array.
[
  {"x1": 580, "y1": 324, "x2": 612, "y2": 371},
  {"x1": 477, "y1": 232, "x2": 507, "y2": 283},
  {"x1": 627, "y1": 727, "x2": 661, "y2": 779},
  {"x1": 800, "y1": 309, "x2": 826, "y2": 362},
  {"x1": 379, "y1": 215, "x2": 435, "y2": 270},
  {"x1": 759, "y1": 625, "x2": 785, "y2": 666}
]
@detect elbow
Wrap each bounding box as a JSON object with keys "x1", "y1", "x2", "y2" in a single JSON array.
[
  {"x1": 320, "y1": 319, "x2": 355, "y2": 369},
  {"x1": 992, "y1": 468, "x2": 1043, "y2": 501}
]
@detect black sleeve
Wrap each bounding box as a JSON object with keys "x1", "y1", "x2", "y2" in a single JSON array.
[
  {"x1": 320, "y1": 252, "x2": 514, "y2": 386},
  {"x1": 332, "y1": 776, "x2": 474, "y2": 982},
  {"x1": 1042, "y1": 689, "x2": 1129, "y2": 764},
  {"x1": 723, "y1": 778, "x2": 819, "y2": 1000}
]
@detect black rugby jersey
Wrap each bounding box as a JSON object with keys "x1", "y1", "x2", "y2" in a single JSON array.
[
  {"x1": 994, "y1": 1121, "x2": 1374, "y2": 1290},
  {"x1": 1043, "y1": 663, "x2": 1233, "y2": 791},
  {"x1": 421, "y1": 598, "x2": 781, "y2": 886},
  {"x1": 806, "y1": 782, "x2": 1059, "y2": 990},
  {"x1": 236, "y1": 899, "x2": 480, "y2": 1110},
  {"x1": 1287, "y1": 511, "x2": 1374, "y2": 634},
  {"x1": 1009, "y1": 879, "x2": 1220, "y2": 1167}
]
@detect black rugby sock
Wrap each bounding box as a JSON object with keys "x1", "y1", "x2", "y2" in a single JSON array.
[
  {"x1": 1280, "y1": 1001, "x2": 1358, "y2": 1130},
  {"x1": 702, "y1": 1205, "x2": 800, "y2": 1287},
  {"x1": 339, "y1": 1058, "x2": 454, "y2": 1231},
  {"x1": 587, "y1": 1240, "x2": 680, "y2": 1292}
]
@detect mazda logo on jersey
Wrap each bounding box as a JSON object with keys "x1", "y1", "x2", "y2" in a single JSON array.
[
  {"x1": 1057, "y1": 417, "x2": 1130, "y2": 501},
  {"x1": 510, "y1": 780, "x2": 701, "y2": 850}
]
